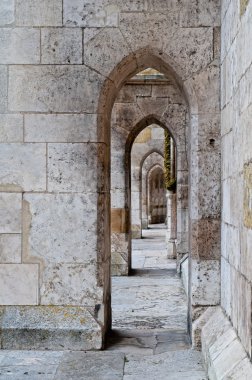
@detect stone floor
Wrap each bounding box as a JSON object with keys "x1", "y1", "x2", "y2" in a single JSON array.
[{"x1": 0, "y1": 225, "x2": 207, "y2": 379}]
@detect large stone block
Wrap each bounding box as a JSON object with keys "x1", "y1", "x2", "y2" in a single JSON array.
[
  {"x1": 0, "y1": 306, "x2": 102, "y2": 350},
  {"x1": 0, "y1": 65, "x2": 7, "y2": 112},
  {"x1": 191, "y1": 259, "x2": 220, "y2": 306},
  {"x1": 25, "y1": 113, "x2": 97, "y2": 142},
  {"x1": 191, "y1": 219, "x2": 221, "y2": 260},
  {"x1": 180, "y1": 0, "x2": 220, "y2": 27},
  {"x1": 0, "y1": 234, "x2": 21, "y2": 263},
  {"x1": 0, "y1": 0, "x2": 15, "y2": 25},
  {"x1": 64, "y1": 0, "x2": 119, "y2": 27},
  {"x1": 40, "y1": 263, "x2": 103, "y2": 306},
  {"x1": 23, "y1": 193, "x2": 99, "y2": 265},
  {"x1": 119, "y1": 12, "x2": 179, "y2": 52},
  {"x1": 84, "y1": 27, "x2": 131, "y2": 78},
  {"x1": 48, "y1": 143, "x2": 106, "y2": 192},
  {"x1": 0, "y1": 28, "x2": 40, "y2": 64},
  {"x1": 8, "y1": 65, "x2": 103, "y2": 113},
  {"x1": 185, "y1": 61, "x2": 220, "y2": 114},
  {"x1": 0, "y1": 144, "x2": 46, "y2": 192},
  {"x1": 202, "y1": 307, "x2": 252, "y2": 380},
  {"x1": 54, "y1": 351, "x2": 125, "y2": 379},
  {"x1": 0, "y1": 264, "x2": 39, "y2": 305},
  {"x1": 16, "y1": 0, "x2": 62, "y2": 26},
  {"x1": 0, "y1": 193, "x2": 22, "y2": 233},
  {"x1": 191, "y1": 151, "x2": 221, "y2": 219},
  {"x1": 41, "y1": 28, "x2": 82, "y2": 64},
  {"x1": 0, "y1": 114, "x2": 23, "y2": 142}
]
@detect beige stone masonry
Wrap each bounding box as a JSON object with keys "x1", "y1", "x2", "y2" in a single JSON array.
[
  {"x1": 202, "y1": 307, "x2": 252, "y2": 379},
  {"x1": 0, "y1": 264, "x2": 39, "y2": 305}
]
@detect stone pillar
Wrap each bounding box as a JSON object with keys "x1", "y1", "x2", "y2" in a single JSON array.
[{"x1": 166, "y1": 191, "x2": 176, "y2": 258}]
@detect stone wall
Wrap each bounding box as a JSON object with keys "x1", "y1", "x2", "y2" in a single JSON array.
[
  {"x1": 0, "y1": 0, "x2": 221, "y2": 349},
  {"x1": 220, "y1": 0, "x2": 252, "y2": 363}
]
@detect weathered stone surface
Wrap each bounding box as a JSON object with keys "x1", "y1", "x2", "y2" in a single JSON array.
[
  {"x1": 0, "y1": 306, "x2": 102, "y2": 350},
  {"x1": 180, "y1": 0, "x2": 220, "y2": 27},
  {"x1": 84, "y1": 27, "x2": 131, "y2": 78},
  {"x1": 64, "y1": 0, "x2": 119, "y2": 27},
  {"x1": 24, "y1": 193, "x2": 98, "y2": 264},
  {"x1": 0, "y1": 144, "x2": 46, "y2": 192},
  {"x1": 0, "y1": 0, "x2": 15, "y2": 25},
  {"x1": 185, "y1": 61, "x2": 220, "y2": 114},
  {"x1": 40, "y1": 262, "x2": 103, "y2": 306},
  {"x1": 8, "y1": 65, "x2": 103, "y2": 113},
  {"x1": 0, "y1": 28, "x2": 40, "y2": 64},
  {"x1": 191, "y1": 219, "x2": 221, "y2": 260},
  {"x1": 191, "y1": 259, "x2": 220, "y2": 306},
  {"x1": 54, "y1": 352, "x2": 125, "y2": 380},
  {"x1": 111, "y1": 208, "x2": 127, "y2": 233},
  {"x1": 0, "y1": 193, "x2": 22, "y2": 233},
  {"x1": 0, "y1": 65, "x2": 7, "y2": 112},
  {"x1": 41, "y1": 28, "x2": 82, "y2": 64},
  {"x1": 48, "y1": 143, "x2": 106, "y2": 192},
  {"x1": 0, "y1": 264, "x2": 38, "y2": 305},
  {"x1": 25, "y1": 113, "x2": 97, "y2": 142},
  {"x1": 124, "y1": 350, "x2": 207, "y2": 379},
  {"x1": 202, "y1": 307, "x2": 252, "y2": 380},
  {"x1": 192, "y1": 306, "x2": 218, "y2": 350},
  {"x1": 16, "y1": 0, "x2": 62, "y2": 26},
  {"x1": 119, "y1": 12, "x2": 179, "y2": 52},
  {"x1": 0, "y1": 234, "x2": 21, "y2": 263},
  {"x1": 0, "y1": 114, "x2": 23, "y2": 142}
]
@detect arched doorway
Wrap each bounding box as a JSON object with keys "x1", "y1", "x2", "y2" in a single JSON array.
[{"x1": 97, "y1": 48, "x2": 220, "y2": 344}]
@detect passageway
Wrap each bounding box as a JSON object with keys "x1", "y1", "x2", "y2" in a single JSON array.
[
  {"x1": 106, "y1": 224, "x2": 208, "y2": 379},
  {"x1": 0, "y1": 233, "x2": 206, "y2": 379}
]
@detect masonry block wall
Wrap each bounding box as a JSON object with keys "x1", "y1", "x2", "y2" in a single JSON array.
[
  {"x1": 0, "y1": 0, "x2": 221, "y2": 349},
  {"x1": 221, "y1": 0, "x2": 252, "y2": 358}
]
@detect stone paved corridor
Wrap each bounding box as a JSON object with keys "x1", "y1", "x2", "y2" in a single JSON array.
[{"x1": 0, "y1": 226, "x2": 207, "y2": 379}]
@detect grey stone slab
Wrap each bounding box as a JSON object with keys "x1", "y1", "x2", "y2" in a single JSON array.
[
  {"x1": 0, "y1": 234, "x2": 21, "y2": 263},
  {"x1": 0, "y1": 28, "x2": 40, "y2": 64},
  {"x1": 124, "y1": 350, "x2": 206, "y2": 377},
  {"x1": 0, "y1": 264, "x2": 39, "y2": 305},
  {"x1": 0, "y1": 114, "x2": 23, "y2": 143},
  {"x1": 25, "y1": 113, "x2": 97, "y2": 143},
  {"x1": 8, "y1": 65, "x2": 103, "y2": 113},
  {"x1": 48, "y1": 143, "x2": 106, "y2": 192},
  {"x1": 24, "y1": 193, "x2": 99, "y2": 264},
  {"x1": 0, "y1": 193, "x2": 22, "y2": 233},
  {"x1": 0, "y1": 350, "x2": 64, "y2": 366},
  {"x1": 0, "y1": 144, "x2": 46, "y2": 192},
  {"x1": 0, "y1": 306, "x2": 102, "y2": 350},
  {"x1": 84, "y1": 27, "x2": 131, "y2": 78},
  {"x1": 0, "y1": 0, "x2": 15, "y2": 25},
  {"x1": 54, "y1": 352, "x2": 125, "y2": 380},
  {"x1": 41, "y1": 28, "x2": 82, "y2": 64},
  {"x1": 0, "y1": 65, "x2": 7, "y2": 112},
  {"x1": 0, "y1": 365, "x2": 57, "y2": 380},
  {"x1": 40, "y1": 262, "x2": 103, "y2": 306},
  {"x1": 16, "y1": 0, "x2": 62, "y2": 26},
  {"x1": 64, "y1": 0, "x2": 119, "y2": 27}
]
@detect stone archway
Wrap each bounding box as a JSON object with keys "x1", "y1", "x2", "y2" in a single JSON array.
[
  {"x1": 141, "y1": 153, "x2": 164, "y2": 230},
  {"x1": 98, "y1": 48, "x2": 220, "y2": 340},
  {"x1": 147, "y1": 164, "x2": 166, "y2": 225}
]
